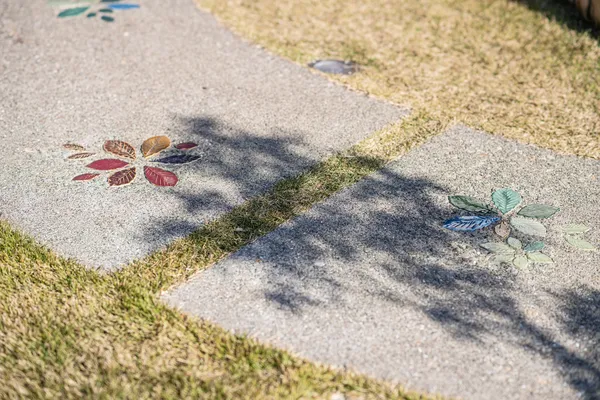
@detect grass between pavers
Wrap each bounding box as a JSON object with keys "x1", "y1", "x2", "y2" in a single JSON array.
[
  {"x1": 196, "y1": 0, "x2": 600, "y2": 159},
  {"x1": 0, "y1": 112, "x2": 446, "y2": 399}
]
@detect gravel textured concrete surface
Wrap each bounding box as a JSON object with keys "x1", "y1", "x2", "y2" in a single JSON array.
[
  {"x1": 0, "y1": 0, "x2": 404, "y2": 270},
  {"x1": 164, "y1": 126, "x2": 600, "y2": 400}
]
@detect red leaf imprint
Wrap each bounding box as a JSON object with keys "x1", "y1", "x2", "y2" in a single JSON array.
[
  {"x1": 73, "y1": 173, "x2": 100, "y2": 181},
  {"x1": 144, "y1": 166, "x2": 178, "y2": 187},
  {"x1": 86, "y1": 159, "x2": 129, "y2": 170}
]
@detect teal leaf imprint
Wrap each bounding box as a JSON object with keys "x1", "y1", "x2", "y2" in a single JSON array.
[
  {"x1": 492, "y1": 188, "x2": 521, "y2": 214},
  {"x1": 524, "y1": 241, "x2": 545, "y2": 253},
  {"x1": 57, "y1": 6, "x2": 90, "y2": 17}
]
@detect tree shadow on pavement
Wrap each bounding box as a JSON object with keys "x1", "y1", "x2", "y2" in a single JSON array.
[
  {"x1": 138, "y1": 114, "x2": 327, "y2": 244},
  {"x1": 224, "y1": 166, "x2": 600, "y2": 398},
  {"x1": 147, "y1": 114, "x2": 599, "y2": 397}
]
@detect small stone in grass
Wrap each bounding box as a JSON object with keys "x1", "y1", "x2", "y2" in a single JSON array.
[{"x1": 308, "y1": 60, "x2": 358, "y2": 75}]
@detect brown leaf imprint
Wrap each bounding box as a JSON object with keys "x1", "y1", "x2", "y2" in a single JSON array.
[
  {"x1": 67, "y1": 152, "x2": 95, "y2": 159},
  {"x1": 108, "y1": 167, "x2": 136, "y2": 186},
  {"x1": 494, "y1": 220, "x2": 511, "y2": 239},
  {"x1": 104, "y1": 140, "x2": 136, "y2": 159},
  {"x1": 141, "y1": 136, "x2": 170, "y2": 158},
  {"x1": 63, "y1": 143, "x2": 86, "y2": 151}
]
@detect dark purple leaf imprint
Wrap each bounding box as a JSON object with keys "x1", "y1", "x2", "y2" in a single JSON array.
[{"x1": 152, "y1": 154, "x2": 200, "y2": 164}]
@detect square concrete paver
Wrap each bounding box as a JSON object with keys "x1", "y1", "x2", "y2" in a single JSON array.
[
  {"x1": 164, "y1": 126, "x2": 600, "y2": 400},
  {"x1": 0, "y1": 0, "x2": 404, "y2": 269}
]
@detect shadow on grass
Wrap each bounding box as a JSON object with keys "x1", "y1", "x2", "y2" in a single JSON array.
[{"x1": 514, "y1": 0, "x2": 600, "y2": 38}]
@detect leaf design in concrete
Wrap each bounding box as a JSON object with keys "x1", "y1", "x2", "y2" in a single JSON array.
[
  {"x1": 141, "y1": 136, "x2": 171, "y2": 158},
  {"x1": 67, "y1": 152, "x2": 95, "y2": 159},
  {"x1": 108, "y1": 167, "x2": 136, "y2": 186},
  {"x1": 104, "y1": 140, "x2": 136, "y2": 160},
  {"x1": 175, "y1": 142, "x2": 198, "y2": 150},
  {"x1": 72, "y1": 173, "x2": 100, "y2": 181},
  {"x1": 144, "y1": 166, "x2": 178, "y2": 187},
  {"x1": 67, "y1": 135, "x2": 198, "y2": 187},
  {"x1": 86, "y1": 159, "x2": 130, "y2": 171}
]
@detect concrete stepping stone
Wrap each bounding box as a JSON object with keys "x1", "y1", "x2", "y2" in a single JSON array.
[
  {"x1": 0, "y1": 0, "x2": 404, "y2": 270},
  {"x1": 164, "y1": 126, "x2": 600, "y2": 400}
]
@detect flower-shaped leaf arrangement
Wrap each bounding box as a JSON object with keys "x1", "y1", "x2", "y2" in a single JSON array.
[
  {"x1": 64, "y1": 136, "x2": 199, "y2": 187},
  {"x1": 444, "y1": 188, "x2": 596, "y2": 268},
  {"x1": 443, "y1": 188, "x2": 596, "y2": 268},
  {"x1": 49, "y1": 0, "x2": 140, "y2": 23}
]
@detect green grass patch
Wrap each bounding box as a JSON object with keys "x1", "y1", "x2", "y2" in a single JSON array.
[{"x1": 1, "y1": 112, "x2": 444, "y2": 399}]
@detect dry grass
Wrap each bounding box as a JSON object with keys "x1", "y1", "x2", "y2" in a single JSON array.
[
  {"x1": 0, "y1": 114, "x2": 444, "y2": 399},
  {"x1": 197, "y1": 0, "x2": 600, "y2": 158}
]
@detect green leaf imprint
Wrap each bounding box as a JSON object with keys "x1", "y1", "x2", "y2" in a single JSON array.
[
  {"x1": 526, "y1": 252, "x2": 553, "y2": 263},
  {"x1": 480, "y1": 242, "x2": 515, "y2": 254},
  {"x1": 510, "y1": 216, "x2": 547, "y2": 237},
  {"x1": 513, "y1": 255, "x2": 529, "y2": 268},
  {"x1": 565, "y1": 236, "x2": 597, "y2": 251},
  {"x1": 562, "y1": 224, "x2": 591, "y2": 234},
  {"x1": 492, "y1": 188, "x2": 521, "y2": 214},
  {"x1": 448, "y1": 196, "x2": 493, "y2": 213},
  {"x1": 507, "y1": 237, "x2": 522, "y2": 250},
  {"x1": 517, "y1": 204, "x2": 560, "y2": 219}
]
